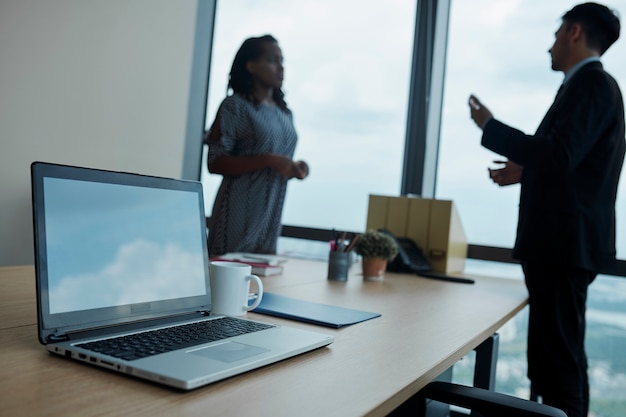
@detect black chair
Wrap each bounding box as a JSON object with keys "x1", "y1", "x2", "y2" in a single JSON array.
[{"x1": 418, "y1": 381, "x2": 568, "y2": 417}]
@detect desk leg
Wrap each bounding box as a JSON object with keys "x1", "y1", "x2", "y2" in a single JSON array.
[
  {"x1": 408, "y1": 333, "x2": 500, "y2": 417},
  {"x1": 473, "y1": 333, "x2": 499, "y2": 391}
]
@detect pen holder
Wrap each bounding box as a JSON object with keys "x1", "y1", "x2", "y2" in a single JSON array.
[{"x1": 327, "y1": 251, "x2": 351, "y2": 281}]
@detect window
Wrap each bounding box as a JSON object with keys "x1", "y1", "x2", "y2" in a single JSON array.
[
  {"x1": 437, "y1": 0, "x2": 626, "y2": 256},
  {"x1": 201, "y1": 0, "x2": 416, "y2": 232}
]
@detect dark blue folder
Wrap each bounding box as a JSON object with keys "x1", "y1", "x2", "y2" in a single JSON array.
[{"x1": 251, "y1": 292, "x2": 381, "y2": 328}]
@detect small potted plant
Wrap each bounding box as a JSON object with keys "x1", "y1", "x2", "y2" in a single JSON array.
[{"x1": 354, "y1": 230, "x2": 399, "y2": 281}]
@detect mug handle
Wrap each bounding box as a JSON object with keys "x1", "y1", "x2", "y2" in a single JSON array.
[{"x1": 245, "y1": 274, "x2": 263, "y2": 311}]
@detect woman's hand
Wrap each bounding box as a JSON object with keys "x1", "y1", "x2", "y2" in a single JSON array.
[
  {"x1": 267, "y1": 155, "x2": 308, "y2": 179},
  {"x1": 209, "y1": 154, "x2": 309, "y2": 179},
  {"x1": 293, "y1": 160, "x2": 309, "y2": 179}
]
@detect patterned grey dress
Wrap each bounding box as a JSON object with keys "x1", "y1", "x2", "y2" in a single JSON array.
[{"x1": 207, "y1": 94, "x2": 298, "y2": 256}]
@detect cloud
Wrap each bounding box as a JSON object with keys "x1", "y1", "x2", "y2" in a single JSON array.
[{"x1": 49, "y1": 239, "x2": 206, "y2": 314}]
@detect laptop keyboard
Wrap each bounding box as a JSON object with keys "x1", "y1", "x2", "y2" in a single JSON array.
[{"x1": 76, "y1": 316, "x2": 274, "y2": 361}]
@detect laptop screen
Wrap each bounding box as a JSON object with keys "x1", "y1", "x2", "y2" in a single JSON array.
[{"x1": 31, "y1": 163, "x2": 211, "y2": 341}]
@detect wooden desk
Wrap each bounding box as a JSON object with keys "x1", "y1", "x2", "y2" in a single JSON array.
[
  {"x1": 0, "y1": 260, "x2": 527, "y2": 417},
  {"x1": 0, "y1": 265, "x2": 36, "y2": 330}
]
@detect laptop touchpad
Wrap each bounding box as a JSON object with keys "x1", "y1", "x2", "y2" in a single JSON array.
[{"x1": 190, "y1": 342, "x2": 269, "y2": 363}]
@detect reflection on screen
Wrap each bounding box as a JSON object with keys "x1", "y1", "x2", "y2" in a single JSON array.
[{"x1": 43, "y1": 178, "x2": 207, "y2": 314}]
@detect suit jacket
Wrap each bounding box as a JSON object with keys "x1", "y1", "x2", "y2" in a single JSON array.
[{"x1": 482, "y1": 61, "x2": 626, "y2": 271}]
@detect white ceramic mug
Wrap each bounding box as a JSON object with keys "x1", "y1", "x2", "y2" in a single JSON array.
[{"x1": 209, "y1": 261, "x2": 263, "y2": 316}]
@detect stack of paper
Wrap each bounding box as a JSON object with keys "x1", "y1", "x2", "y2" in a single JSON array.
[{"x1": 213, "y1": 253, "x2": 287, "y2": 276}]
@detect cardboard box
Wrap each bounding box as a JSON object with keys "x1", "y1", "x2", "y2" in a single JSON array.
[{"x1": 365, "y1": 195, "x2": 467, "y2": 274}]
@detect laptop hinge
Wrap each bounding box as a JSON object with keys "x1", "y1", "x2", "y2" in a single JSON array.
[
  {"x1": 46, "y1": 333, "x2": 70, "y2": 343},
  {"x1": 48, "y1": 311, "x2": 210, "y2": 342}
]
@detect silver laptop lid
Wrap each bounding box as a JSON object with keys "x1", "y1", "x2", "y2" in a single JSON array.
[{"x1": 31, "y1": 162, "x2": 211, "y2": 344}]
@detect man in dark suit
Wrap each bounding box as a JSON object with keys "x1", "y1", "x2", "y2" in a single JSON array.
[{"x1": 468, "y1": 3, "x2": 624, "y2": 417}]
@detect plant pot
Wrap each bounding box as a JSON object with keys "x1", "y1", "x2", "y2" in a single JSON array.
[{"x1": 362, "y1": 258, "x2": 387, "y2": 281}]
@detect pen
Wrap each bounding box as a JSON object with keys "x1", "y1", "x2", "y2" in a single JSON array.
[
  {"x1": 344, "y1": 234, "x2": 360, "y2": 252},
  {"x1": 339, "y1": 232, "x2": 347, "y2": 251},
  {"x1": 333, "y1": 230, "x2": 341, "y2": 252},
  {"x1": 417, "y1": 271, "x2": 475, "y2": 285}
]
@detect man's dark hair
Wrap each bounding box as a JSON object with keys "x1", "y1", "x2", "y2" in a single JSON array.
[{"x1": 563, "y1": 2, "x2": 620, "y2": 55}]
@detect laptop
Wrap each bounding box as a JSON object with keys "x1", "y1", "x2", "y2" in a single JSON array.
[{"x1": 30, "y1": 161, "x2": 333, "y2": 390}]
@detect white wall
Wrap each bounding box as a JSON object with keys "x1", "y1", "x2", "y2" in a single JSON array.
[{"x1": 0, "y1": 0, "x2": 213, "y2": 266}]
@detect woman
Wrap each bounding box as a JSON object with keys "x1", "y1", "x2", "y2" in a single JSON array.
[{"x1": 205, "y1": 35, "x2": 308, "y2": 256}]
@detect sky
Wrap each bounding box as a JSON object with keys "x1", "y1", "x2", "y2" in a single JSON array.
[{"x1": 200, "y1": 0, "x2": 626, "y2": 256}]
